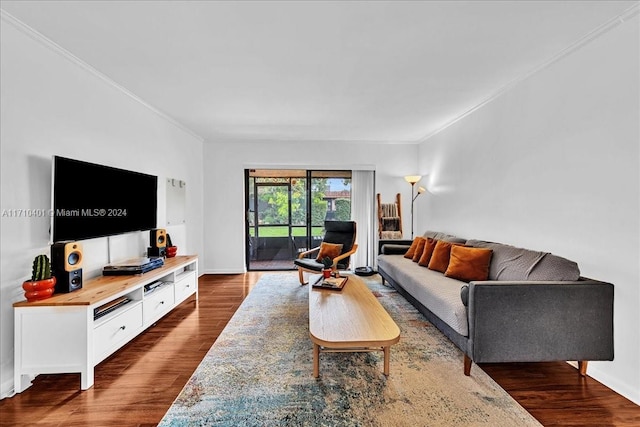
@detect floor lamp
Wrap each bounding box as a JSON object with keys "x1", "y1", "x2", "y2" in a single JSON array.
[{"x1": 404, "y1": 175, "x2": 425, "y2": 239}]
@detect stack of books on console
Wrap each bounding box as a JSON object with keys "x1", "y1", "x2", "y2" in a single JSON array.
[
  {"x1": 94, "y1": 296, "x2": 131, "y2": 320},
  {"x1": 144, "y1": 280, "x2": 169, "y2": 294}
]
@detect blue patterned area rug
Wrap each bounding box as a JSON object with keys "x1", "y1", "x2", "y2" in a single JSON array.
[{"x1": 159, "y1": 273, "x2": 541, "y2": 427}]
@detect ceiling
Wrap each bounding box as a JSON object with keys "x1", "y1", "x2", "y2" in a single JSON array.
[{"x1": 1, "y1": 1, "x2": 636, "y2": 144}]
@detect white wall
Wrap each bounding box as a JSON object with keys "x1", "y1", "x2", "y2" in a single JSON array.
[
  {"x1": 3, "y1": 2, "x2": 636, "y2": 408},
  {"x1": 416, "y1": 15, "x2": 639, "y2": 404},
  {"x1": 202, "y1": 140, "x2": 417, "y2": 273},
  {"x1": 0, "y1": 17, "x2": 204, "y2": 397}
]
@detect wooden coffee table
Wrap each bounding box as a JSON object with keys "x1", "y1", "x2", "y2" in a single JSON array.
[{"x1": 308, "y1": 274, "x2": 400, "y2": 378}]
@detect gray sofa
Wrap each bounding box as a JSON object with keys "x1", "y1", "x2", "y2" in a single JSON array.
[{"x1": 377, "y1": 230, "x2": 614, "y2": 376}]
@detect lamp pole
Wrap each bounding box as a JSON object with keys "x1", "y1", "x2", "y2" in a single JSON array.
[
  {"x1": 410, "y1": 182, "x2": 416, "y2": 239},
  {"x1": 404, "y1": 175, "x2": 422, "y2": 239}
]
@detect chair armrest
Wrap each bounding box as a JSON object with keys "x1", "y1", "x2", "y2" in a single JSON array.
[
  {"x1": 332, "y1": 244, "x2": 358, "y2": 268},
  {"x1": 466, "y1": 278, "x2": 614, "y2": 363},
  {"x1": 298, "y1": 246, "x2": 320, "y2": 259}
]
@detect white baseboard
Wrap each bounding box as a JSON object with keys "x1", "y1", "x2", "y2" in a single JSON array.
[
  {"x1": 200, "y1": 268, "x2": 246, "y2": 275},
  {"x1": 0, "y1": 377, "x2": 15, "y2": 400}
]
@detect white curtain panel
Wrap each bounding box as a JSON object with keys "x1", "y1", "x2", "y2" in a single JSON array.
[{"x1": 351, "y1": 170, "x2": 376, "y2": 269}]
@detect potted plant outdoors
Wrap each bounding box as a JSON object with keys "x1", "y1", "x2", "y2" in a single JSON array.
[
  {"x1": 22, "y1": 254, "x2": 57, "y2": 302},
  {"x1": 320, "y1": 256, "x2": 334, "y2": 278}
]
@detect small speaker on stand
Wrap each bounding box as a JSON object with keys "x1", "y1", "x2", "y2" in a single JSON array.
[
  {"x1": 148, "y1": 228, "x2": 167, "y2": 258},
  {"x1": 149, "y1": 228, "x2": 167, "y2": 248},
  {"x1": 51, "y1": 241, "x2": 83, "y2": 293}
]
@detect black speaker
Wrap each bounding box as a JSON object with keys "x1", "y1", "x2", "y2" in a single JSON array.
[
  {"x1": 149, "y1": 229, "x2": 167, "y2": 249},
  {"x1": 147, "y1": 246, "x2": 166, "y2": 258},
  {"x1": 51, "y1": 241, "x2": 83, "y2": 293},
  {"x1": 54, "y1": 268, "x2": 83, "y2": 294}
]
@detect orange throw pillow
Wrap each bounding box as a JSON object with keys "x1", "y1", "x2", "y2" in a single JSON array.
[
  {"x1": 404, "y1": 237, "x2": 425, "y2": 259},
  {"x1": 445, "y1": 246, "x2": 493, "y2": 282},
  {"x1": 412, "y1": 237, "x2": 427, "y2": 262},
  {"x1": 316, "y1": 242, "x2": 343, "y2": 262},
  {"x1": 428, "y1": 240, "x2": 460, "y2": 273},
  {"x1": 418, "y1": 238, "x2": 438, "y2": 266}
]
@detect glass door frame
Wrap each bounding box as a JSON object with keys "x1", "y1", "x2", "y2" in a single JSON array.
[{"x1": 245, "y1": 169, "x2": 351, "y2": 271}]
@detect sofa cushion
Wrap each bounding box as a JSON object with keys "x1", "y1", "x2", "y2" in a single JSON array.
[
  {"x1": 466, "y1": 239, "x2": 580, "y2": 281},
  {"x1": 423, "y1": 230, "x2": 439, "y2": 239},
  {"x1": 445, "y1": 246, "x2": 493, "y2": 282},
  {"x1": 418, "y1": 237, "x2": 437, "y2": 266},
  {"x1": 378, "y1": 254, "x2": 469, "y2": 336},
  {"x1": 404, "y1": 237, "x2": 425, "y2": 259},
  {"x1": 423, "y1": 230, "x2": 466, "y2": 244},
  {"x1": 412, "y1": 238, "x2": 427, "y2": 262},
  {"x1": 428, "y1": 240, "x2": 460, "y2": 273}
]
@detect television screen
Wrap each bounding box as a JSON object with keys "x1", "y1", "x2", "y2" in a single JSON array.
[{"x1": 51, "y1": 156, "x2": 158, "y2": 242}]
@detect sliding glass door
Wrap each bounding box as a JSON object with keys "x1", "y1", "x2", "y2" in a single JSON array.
[{"x1": 245, "y1": 169, "x2": 351, "y2": 271}]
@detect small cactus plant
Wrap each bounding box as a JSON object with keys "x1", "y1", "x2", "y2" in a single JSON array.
[
  {"x1": 166, "y1": 233, "x2": 173, "y2": 247},
  {"x1": 320, "y1": 256, "x2": 333, "y2": 269},
  {"x1": 23, "y1": 254, "x2": 56, "y2": 302},
  {"x1": 31, "y1": 254, "x2": 52, "y2": 281}
]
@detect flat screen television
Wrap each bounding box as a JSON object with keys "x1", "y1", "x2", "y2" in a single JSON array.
[{"x1": 51, "y1": 156, "x2": 158, "y2": 242}]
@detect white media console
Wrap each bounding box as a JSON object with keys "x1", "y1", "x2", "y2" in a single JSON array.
[{"x1": 13, "y1": 255, "x2": 198, "y2": 392}]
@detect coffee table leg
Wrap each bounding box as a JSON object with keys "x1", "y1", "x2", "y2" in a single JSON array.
[
  {"x1": 313, "y1": 343, "x2": 320, "y2": 378},
  {"x1": 383, "y1": 346, "x2": 390, "y2": 376}
]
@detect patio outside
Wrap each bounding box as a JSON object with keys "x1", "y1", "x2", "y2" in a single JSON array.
[{"x1": 248, "y1": 172, "x2": 351, "y2": 270}]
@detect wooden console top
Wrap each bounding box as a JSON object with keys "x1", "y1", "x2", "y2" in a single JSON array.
[{"x1": 14, "y1": 255, "x2": 198, "y2": 308}]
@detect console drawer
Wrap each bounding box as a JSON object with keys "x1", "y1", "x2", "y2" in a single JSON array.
[
  {"x1": 174, "y1": 272, "x2": 196, "y2": 303},
  {"x1": 143, "y1": 284, "x2": 175, "y2": 324},
  {"x1": 94, "y1": 303, "x2": 143, "y2": 361}
]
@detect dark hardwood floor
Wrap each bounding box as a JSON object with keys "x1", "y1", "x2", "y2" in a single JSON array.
[{"x1": 1, "y1": 272, "x2": 638, "y2": 426}]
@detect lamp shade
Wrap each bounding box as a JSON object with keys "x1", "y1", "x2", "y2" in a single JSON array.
[{"x1": 404, "y1": 175, "x2": 422, "y2": 184}]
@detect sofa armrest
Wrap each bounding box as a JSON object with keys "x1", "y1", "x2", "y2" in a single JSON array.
[
  {"x1": 378, "y1": 239, "x2": 413, "y2": 255},
  {"x1": 380, "y1": 244, "x2": 411, "y2": 255},
  {"x1": 466, "y1": 278, "x2": 614, "y2": 363}
]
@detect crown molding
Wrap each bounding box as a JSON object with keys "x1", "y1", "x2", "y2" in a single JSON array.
[
  {"x1": 419, "y1": 2, "x2": 640, "y2": 144},
  {"x1": 0, "y1": 9, "x2": 204, "y2": 143}
]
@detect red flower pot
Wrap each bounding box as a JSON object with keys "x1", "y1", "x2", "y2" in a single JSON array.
[
  {"x1": 22, "y1": 277, "x2": 56, "y2": 302},
  {"x1": 166, "y1": 246, "x2": 178, "y2": 258}
]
